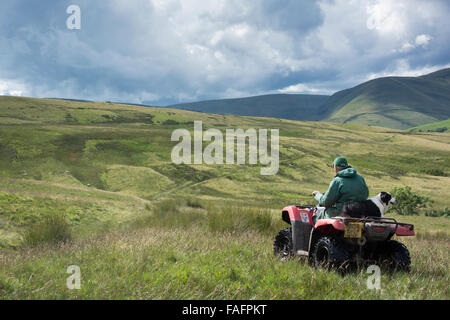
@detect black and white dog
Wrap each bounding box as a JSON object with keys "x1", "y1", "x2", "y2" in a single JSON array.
[{"x1": 341, "y1": 192, "x2": 396, "y2": 218}]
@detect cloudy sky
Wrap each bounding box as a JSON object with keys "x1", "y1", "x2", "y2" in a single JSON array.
[{"x1": 1, "y1": 0, "x2": 449, "y2": 105}]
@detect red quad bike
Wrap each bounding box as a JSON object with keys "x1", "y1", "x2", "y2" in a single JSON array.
[{"x1": 273, "y1": 205, "x2": 415, "y2": 271}]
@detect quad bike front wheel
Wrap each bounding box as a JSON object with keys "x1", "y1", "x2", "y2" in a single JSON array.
[{"x1": 273, "y1": 228, "x2": 293, "y2": 261}]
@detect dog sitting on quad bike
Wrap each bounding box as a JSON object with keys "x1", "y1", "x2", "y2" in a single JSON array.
[
  {"x1": 273, "y1": 192, "x2": 414, "y2": 271},
  {"x1": 341, "y1": 192, "x2": 396, "y2": 218}
]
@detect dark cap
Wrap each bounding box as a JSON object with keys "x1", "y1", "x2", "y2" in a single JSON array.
[{"x1": 332, "y1": 156, "x2": 349, "y2": 168}]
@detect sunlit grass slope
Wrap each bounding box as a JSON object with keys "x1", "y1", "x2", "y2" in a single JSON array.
[
  {"x1": 409, "y1": 118, "x2": 450, "y2": 132},
  {"x1": 0, "y1": 95, "x2": 449, "y2": 246}
]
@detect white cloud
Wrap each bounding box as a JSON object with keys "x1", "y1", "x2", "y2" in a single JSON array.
[
  {"x1": 397, "y1": 34, "x2": 433, "y2": 53},
  {"x1": 278, "y1": 83, "x2": 322, "y2": 94},
  {"x1": 367, "y1": 59, "x2": 450, "y2": 80},
  {"x1": 366, "y1": 0, "x2": 408, "y2": 37},
  {"x1": 398, "y1": 42, "x2": 415, "y2": 53},
  {"x1": 0, "y1": 79, "x2": 26, "y2": 96},
  {"x1": 415, "y1": 34, "x2": 432, "y2": 47}
]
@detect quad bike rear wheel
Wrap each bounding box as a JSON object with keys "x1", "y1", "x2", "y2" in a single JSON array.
[
  {"x1": 273, "y1": 228, "x2": 293, "y2": 261},
  {"x1": 377, "y1": 240, "x2": 411, "y2": 272},
  {"x1": 312, "y1": 236, "x2": 351, "y2": 271}
]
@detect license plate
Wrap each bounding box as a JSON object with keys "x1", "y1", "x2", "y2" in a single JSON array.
[{"x1": 344, "y1": 222, "x2": 363, "y2": 238}]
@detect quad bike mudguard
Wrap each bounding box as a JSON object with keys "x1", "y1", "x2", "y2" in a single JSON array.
[{"x1": 282, "y1": 205, "x2": 315, "y2": 255}]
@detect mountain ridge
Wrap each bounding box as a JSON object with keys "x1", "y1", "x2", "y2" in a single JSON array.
[
  {"x1": 167, "y1": 93, "x2": 329, "y2": 121},
  {"x1": 319, "y1": 69, "x2": 450, "y2": 129},
  {"x1": 167, "y1": 68, "x2": 450, "y2": 129}
]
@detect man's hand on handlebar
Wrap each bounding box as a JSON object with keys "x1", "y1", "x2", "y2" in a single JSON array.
[{"x1": 312, "y1": 190, "x2": 320, "y2": 196}]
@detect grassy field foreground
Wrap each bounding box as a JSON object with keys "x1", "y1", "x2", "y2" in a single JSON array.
[{"x1": 0, "y1": 201, "x2": 448, "y2": 299}]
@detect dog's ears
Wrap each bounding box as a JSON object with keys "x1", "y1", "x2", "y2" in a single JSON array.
[{"x1": 380, "y1": 192, "x2": 392, "y2": 205}]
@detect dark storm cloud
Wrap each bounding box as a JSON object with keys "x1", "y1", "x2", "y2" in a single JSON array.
[{"x1": 0, "y1": 0, "x2": 449, "y2": 104}]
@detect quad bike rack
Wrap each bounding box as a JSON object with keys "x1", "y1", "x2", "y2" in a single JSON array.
[{"x1": 335, "y1": 216, "x2": 415, "y2": 236}]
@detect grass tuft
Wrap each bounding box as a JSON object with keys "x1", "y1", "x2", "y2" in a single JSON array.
[
  {"x1": 186, "y1": 198, "x2": 204, "y2": 209},
  {"x1": 22, "y1": 213, "x2": 72, "y2": 246},
  {"x1": 132, "y1": 199, "x2": 206, "y2": 229},
  {"x1": 207, "y1": 206, "x2": 276, "y2": 235}
]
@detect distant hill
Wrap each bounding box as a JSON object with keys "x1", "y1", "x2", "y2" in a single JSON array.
[
  {"x1": 318, "y1": 68, "x2": 450, "y2": 129},
  {"x1": 166, "y1": 68, "x2": 450, "y2": 129},
  {"x1": 168, "y1": 94, "x2": 329, "y2": 121},
  {"x1": 409, "y1": 118, "x2": 450, "y2": 132}
]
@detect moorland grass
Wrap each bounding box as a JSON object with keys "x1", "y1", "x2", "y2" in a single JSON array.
[
  {"x1": 0, "y1": 96, "x2": 449, "y2": 299},
  {"x1": 22, "y1": 213, "x2": 72, "y2": 247},
  {"x1": 0, "y1": 205, "x2": 448, "y2": 299}
]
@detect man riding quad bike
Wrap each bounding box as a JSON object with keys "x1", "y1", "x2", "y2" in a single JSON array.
[
  {"x1": 273, "y1": 157, "x2": 415, "y2": 271},
  {"x1": 312, "y1": 157, "x2": 369, "y2": 222}
]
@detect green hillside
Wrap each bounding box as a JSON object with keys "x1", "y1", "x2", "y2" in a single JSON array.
[
  {"x1": 168, "y1": 94, "x2": 329, "y2": 121},
  {"x1": 409, "y1": 118, "x2": 450, "y2": 132},
  {"x1": 319, "y1": 68, "x2": 450, "y2": 129},
  {"x1": 0, "y1": 95, "x2": 449, "y2": 299},
  {"x1": 166, "y1": 69, "x2": 450, "y2": 130},
  {"x1": 1, "y1": 94, "x2": 449, "y2": 244}
]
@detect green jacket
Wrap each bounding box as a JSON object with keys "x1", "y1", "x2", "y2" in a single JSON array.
[{"x1": 314, "y1": 167, "x2": 369, "y2": 218}]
